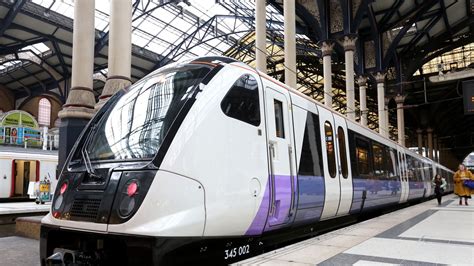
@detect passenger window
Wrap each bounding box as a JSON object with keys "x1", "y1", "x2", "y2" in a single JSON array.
[
  {"x1": 298, "y1": 113, "x2": 323, "y2": 177},
  {"x1": 372, "y1": 143, "x2": 385, "y2": 177},
  {"x1": 337, "y1": 127, "x2": 348, "y2": 178},
  {"x1": 220, "y1": 74, "x2": 260, "y2": 126},
  {"x1": 387, "y1": 149, "x2": 397, "y2": 179},
  {"x1": 406, "y1": 155, "x2": 415, "y2": 181},
  {"x1": 356, "y1": 138, "x2": 370, "y2": 175},
  {"x1": 325, "y1": 121, "x2": 336, "y2": 178},
  {"x1": 274, "y1": 100, "x2": 285, "y2": 138}
]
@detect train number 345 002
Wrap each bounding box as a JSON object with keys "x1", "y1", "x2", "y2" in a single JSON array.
[{"x1": 224, "y1": 245, "x2": 250, "y2": 260}]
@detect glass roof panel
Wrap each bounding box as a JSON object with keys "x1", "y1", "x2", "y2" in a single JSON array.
[
  {"x1": 20, "y1": 42, "x2": 50, "y2": 54},
  {"x1": 30, "y1": 0, "x2": 290, "y2": 65}
]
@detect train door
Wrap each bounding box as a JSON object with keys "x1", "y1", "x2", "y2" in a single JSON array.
[
  {"x1": 398, "y1": 152, "x2": 409, "y2": 203},
  {"x1": 318, "y1": 108, "x2": 341, "y2": 219},
  {"x1": 332, "y1": 114, "x2": 353, "y2": 216},
  {"x1": 265, "y1": 87, "x2": 296, "y2": 227},
  {"x1": 12, "y1": 160, "x2": 39, "y2": 197},
  {"x1": 423, "y1": 161, "x2": 432, "y2": 197}
]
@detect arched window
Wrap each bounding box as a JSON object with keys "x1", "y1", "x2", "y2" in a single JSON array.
[{"x1": 38, "y1": 98, "x2": 51, "y2": 126}]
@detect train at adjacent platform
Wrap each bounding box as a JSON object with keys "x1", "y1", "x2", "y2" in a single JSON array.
[
  {"x1": 40, "y1": 56, "x2": 454, "y2": 265},
  {"x1": 0, "y1": 147, "x2": 58, "y2": 200}
]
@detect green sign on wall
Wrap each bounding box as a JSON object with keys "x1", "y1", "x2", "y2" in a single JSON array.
[
  {"x1": 0, "y1": 111, "x2": 39, "y2": 128},
  {"x1": 0, "y1": 111, "x2": 41, "y2": 146}
]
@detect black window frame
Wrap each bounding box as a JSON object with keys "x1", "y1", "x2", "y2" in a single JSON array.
[
  {"x1": 220, "y1": 74, "x2": 261, "y2": 126},
  {"x1": 324, "y1": 121, "x2": 337, "y2": 178},
  {"x1": 297, "y1": 112, "x2": 324, "y2": 177},
  {"x1": 372, "y1": 142, "x2": 386, "y2": 178},
  {"x1": 355, "y1": 136, "x2": 371, "y2": 176},
  {"x1": 387, "y1": 148, "x2": 398, "y2": 180},
  {"x1": 337, "y1": 126, "x2": 348, "y2": 178},
  {"x1": 273, "y1": 99, "x2": 285, "y2": 138}
]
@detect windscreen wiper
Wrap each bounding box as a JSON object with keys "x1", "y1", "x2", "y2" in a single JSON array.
[{"x1": 81, "y1": 125, "x2": 101, "y2": 181}]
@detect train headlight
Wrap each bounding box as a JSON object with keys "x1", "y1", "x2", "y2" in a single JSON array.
[
  {"x1": 53, "y1": 195, "x2": 63, "y2": 210},
  {"x1": 119, "y1": 180, "x2": 139, "y2": 217}
]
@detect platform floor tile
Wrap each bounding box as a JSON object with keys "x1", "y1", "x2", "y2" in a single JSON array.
[
  {"x1": 0, "y1": 236, "x2": 39, "y2": 266},
  {"x1": 235, "y1": 196, "x2": 474, "y2": 265}
]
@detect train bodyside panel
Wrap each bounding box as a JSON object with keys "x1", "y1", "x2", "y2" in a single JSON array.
[
  {"x1": 0, "y1": 158, "x2": 12, "y2": 198},
  {"x1": 148, "y1": 63, "x2": 270, "y2": 237},
  {"x1": 107, "y1": 170, "x2": 206, "y2": 236}
]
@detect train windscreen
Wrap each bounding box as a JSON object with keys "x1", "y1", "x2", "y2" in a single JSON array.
[{"x1": 82, "y1": 64, "x2": 212, "y2": 161}]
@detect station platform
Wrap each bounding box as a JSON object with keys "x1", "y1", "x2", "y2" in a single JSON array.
[
  {"x1": 0, "y1": 202, "x2": 50, "y2": 216},
  {"x1": 235, "y1": 195, "x2": 474, "y2": 265}
]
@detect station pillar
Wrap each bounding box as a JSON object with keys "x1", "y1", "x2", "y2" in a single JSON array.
[
  {"x1": 427, "y1": 128, "x2": 434, "y2": 159},
  {"x1": 96, "y1": 0, "x2": 133, "y2": 110},
  {"x1": 374, "y1": 72, "x2": 387, "y2": 137},
  {"x1": 417, "y1": 129, "x2": 423, "y2": 155},
  {"x1": 57, "y1": 0, "x2": 96, "y2": 173},
  {"x1": 343, "y1": 36, "x2": 357, "y2": 120},
  {"x1": 395, "y1": 94, "x2": 406, "y2": 146},
  {"x1": 284, "y1": 0, "x2": 296, "y2": 89},
  {"x1": 322, "y1": 41, "x2": 334, "y2": 108},
  {"x1": 357, "y1": 76, "x2": 368, "y2": 126},
  {"x1": 434, "y1": 135, "x2": 438, "y2": 162},
  {"x1": 255, "y1": 0, "x2": 267, "y2": 73}
]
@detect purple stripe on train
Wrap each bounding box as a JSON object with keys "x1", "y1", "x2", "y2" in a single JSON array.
[
  {"x1": 248, "y1": 176, "x2": 428, "y2": 235},
  {"x1": 245, "y1": 174, "x2": 325, "y2": 235}
]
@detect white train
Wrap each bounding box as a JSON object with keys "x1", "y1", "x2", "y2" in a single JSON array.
[
  {"x1": 40, "y1": 57, "x2": 453, "y2": 265},
  {"x1": 0, "y1": 146, "x2": 58, "y2": 200}
]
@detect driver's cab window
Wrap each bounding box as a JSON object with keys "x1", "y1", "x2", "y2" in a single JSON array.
[{"x1": 221, "y1": 74, "x2": 260, "y2": 126}]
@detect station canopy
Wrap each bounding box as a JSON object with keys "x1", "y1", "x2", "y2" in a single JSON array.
[{"x1": 0, "y1": 0, "x2": 307, "y2": 101}]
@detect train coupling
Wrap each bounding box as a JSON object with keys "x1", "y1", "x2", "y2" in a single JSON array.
[{"x1": 45, "y1": 248, "x2": 100, "y2": 265}]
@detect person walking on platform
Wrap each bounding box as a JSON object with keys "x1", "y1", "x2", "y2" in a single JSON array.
[
  {"x1": 432, "y1": 173, "x2": 447, "y2": 205},
  {"x1": 453, "y1": 164, "x2": 473, "y2": 205}
]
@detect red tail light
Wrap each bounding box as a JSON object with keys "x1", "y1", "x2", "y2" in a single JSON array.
[
  {"x1": 127, "y1": 181, "x2": 138, "y2": 197},
  {"x1": 53, "y1": 211, "x2": 61, "y2": 218},
  {"x1": 60, "y1": 182, "x2": 68, "y2": 195}
]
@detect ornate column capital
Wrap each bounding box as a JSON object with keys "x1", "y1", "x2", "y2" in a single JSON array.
[
  {"x1": 320, "y1": 40, "x2": 335, "y2": 57},
  {"x1": 342, "y1": 35, "x2": 357, "y2": 52},
  {"x1": 416, "y1": 128, "x2": 423, "y2": 134},
  {"x1": 373, "y1": 72, "x2": 386, "y2": 83},
  {"x1": 395, "y1": 94, "x2": 407, "y2": 105},
  {"x1": 427, "y1": 128, "x2": 433, "y2": 134},
  {"x1": 356, "y1": 75, "x2": 367, "y2": 86}
]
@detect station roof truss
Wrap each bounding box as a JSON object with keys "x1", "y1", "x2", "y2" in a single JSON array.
[
  {"x1": 268, "y1": 0, "x2": 473, "y2": 161},
  {"x1": 0, "y1": 0, "x2": 286, "y2": 101}
]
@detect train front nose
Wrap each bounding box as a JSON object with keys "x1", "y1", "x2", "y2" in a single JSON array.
[{"x1": 41, "y1": 169, "x2": 206, "y2": 265}]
